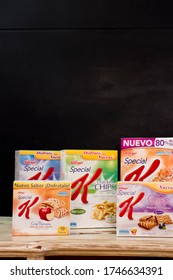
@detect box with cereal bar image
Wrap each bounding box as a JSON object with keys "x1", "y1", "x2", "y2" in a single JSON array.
[
  {"x1": 117, "y1": 181, "x2": 173, "y2": 237},
  {"x1": 121, "y1": 137, "x2": 173, "y2": 182},
  {"x1": 60, "y1": 150, "x2": 118, "y2": 229},
  {"x1": 12, "y1": 181, "x2": 71, "y2": 236}
]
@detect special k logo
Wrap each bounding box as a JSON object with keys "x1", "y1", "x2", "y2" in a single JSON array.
[
  {"x1": 24, "y1": 160, "x2": 37, "y2": 165},
  {"x1": 71, "y1": 168, "x2": 102, "y2": 204},
  {"x1": 124, "y1": 159, "x2": 160, "y2": 181},
  {"x1": 70, "y1": 160, "x2": 83, "y2": 165},
  {"x1": 124, "y1": 151, "x2": 137, "y2": 156}
]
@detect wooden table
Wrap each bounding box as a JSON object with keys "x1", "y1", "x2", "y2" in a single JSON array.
[{"x1": 0, "y1": 216, "x2": 173, "y2": 260}]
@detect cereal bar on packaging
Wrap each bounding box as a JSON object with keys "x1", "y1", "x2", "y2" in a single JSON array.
[{"x1": 12, "y1": 181, "x2": 70, "y2": 235}]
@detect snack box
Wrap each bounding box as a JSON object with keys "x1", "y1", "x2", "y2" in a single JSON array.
[
  {"x1": 121, "y1": 137, "x2": 173, "y2": 182},
  {"x1": 117, "y1": 181, "x2": 173, "y2": 237},
  {"x1": 60, "y1": 149, "x2": 118, "y2": 229},
  {"x1": 15, "y1": 150, "x2": 60, "y2": 180},
  {"x1": 12, "y1": 181, "x2": 71, "y2": 236}
]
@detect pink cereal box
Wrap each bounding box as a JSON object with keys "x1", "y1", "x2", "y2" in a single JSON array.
[
  {"x1": 121, "y1": 138, "x2": 173, "y2": 182},
  {"x1": 117, "y1": 181, "x2": 173, "y2": 237},
  {"x1": 15, "y1": 150, "x2": 60, "y2": 180},
  {"x1": 12, "y1": 181, "x2": 71, "y2": 236}
]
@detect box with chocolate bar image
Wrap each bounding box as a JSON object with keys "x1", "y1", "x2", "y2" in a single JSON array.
[{"x1": 117, "y1": 182, "x2": 173, "y2": 236}]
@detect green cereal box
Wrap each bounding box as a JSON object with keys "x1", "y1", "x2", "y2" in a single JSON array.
[{"x1": 60, "y1": 150, "x2": 118, "y2": 228}]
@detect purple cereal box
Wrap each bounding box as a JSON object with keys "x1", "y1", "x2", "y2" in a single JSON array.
[{"x1": 117, "y1": 181, "x2": 173, "y2": 237}]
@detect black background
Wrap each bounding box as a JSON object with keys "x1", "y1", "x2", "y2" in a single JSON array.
[{"x1": 1, "y1": 1, "x2": 173, "y2": 216}]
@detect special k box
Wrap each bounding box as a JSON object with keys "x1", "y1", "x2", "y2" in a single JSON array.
[
  {"x1": 15, "y1": 150, "x2": 60, "y2": 180},
  {"x1": 60, "y1": 150, "x2": 118, "y2": 228},
  {"x1": 12, "y1": 181, "x2": 71, "y2": 236},
  {"x1": 121, "y1": 138, "x2": 173, "y2": 182},
  {"x1": 117, "y1": 182, "x2": 173, "y2": 237}
]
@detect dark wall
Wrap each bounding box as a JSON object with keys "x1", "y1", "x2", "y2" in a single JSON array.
[{"x1": 1, "y1": 1, "x2": 173, "y2": 216}]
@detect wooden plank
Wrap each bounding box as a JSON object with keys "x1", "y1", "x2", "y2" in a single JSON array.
[{"x1": 1, "y1": 217, "x2": 173, "y2": 259}]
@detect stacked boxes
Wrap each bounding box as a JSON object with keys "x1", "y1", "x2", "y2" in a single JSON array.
[
  {"x1": 13, "y1": 149, "x2": 118, "y2": 234},
  {"x1": 118, "y1": 137, "x2": 173, "y2": 236},
  {"x1": 13, "y1": 150, "x2": 64, "y2": 236},
  {"x1": 13, "y1": 138, "x2": 173, "y2": 236},
  {"x1": 12, "y1": 181, "x2": 71, "y2": 236},
  {"x1": 60, "y1": 150, "x2": 118, "y2": 228}
]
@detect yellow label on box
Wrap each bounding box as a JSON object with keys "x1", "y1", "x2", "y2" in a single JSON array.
[
  {"x1": 63, "y1": 150, "x2": 117, "y2": 160},
  {"x1": 17, "y1": 150, "x2": 60, "y2": 160},
  {"x1": 57, "y1": 226, "x2": 69, "y2": 235}
]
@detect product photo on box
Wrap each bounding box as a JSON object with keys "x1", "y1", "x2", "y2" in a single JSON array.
[
  {"x1": 60, "y1": 150, "x2": 118, "y2": 229},
  {"x1": 12, "y1": 180, "x2": 71, "y2": 236}
]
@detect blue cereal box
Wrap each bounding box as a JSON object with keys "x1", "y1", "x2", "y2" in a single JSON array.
[{"x1": 15, "y1": 150, "x2": 60, "y2": 180}]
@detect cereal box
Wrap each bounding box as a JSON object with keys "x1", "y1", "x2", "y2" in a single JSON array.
[
  {"x1": 60, "y1": 150, "x2": 118, "y2": 228},
  {"x1": 117, "y1": 181, "x2": 173, "y2": 237},
  {"x1": 121, "y1": 138, "x2": 173, "y2": 182},
  {"x1": 12, "y1": 181, "x2": 70, "y2": 235},
  {"x1": 15, "y1": 150, "x2": 60, "y2": 180}
]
